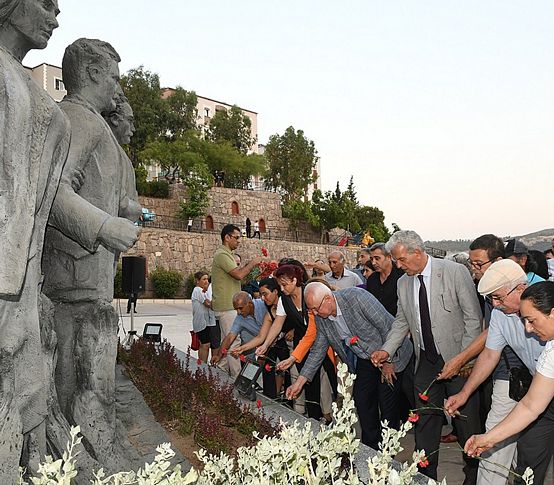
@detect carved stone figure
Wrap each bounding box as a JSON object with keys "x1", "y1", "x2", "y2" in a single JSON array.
[
  {"x1": 0, "y1": 0, "x2": 70, "y2": 480},
  {"x1": 103, "y1": 85, "x2": 141, "y2": 219},
  {"x1": 42, "y1": 38, "x2": 141, "y2": 463}
]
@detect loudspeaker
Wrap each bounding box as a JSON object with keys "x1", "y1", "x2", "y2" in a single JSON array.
[{"x1": 122, "y1": 256, "x2": 146, "y2": 295}]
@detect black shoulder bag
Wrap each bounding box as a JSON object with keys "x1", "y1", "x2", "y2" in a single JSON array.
[{"x1": 502, "y1": 351, "x2": 532, "y2": 402}]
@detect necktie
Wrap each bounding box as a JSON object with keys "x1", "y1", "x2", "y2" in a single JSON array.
[{"x1": 418, "y1": 275, "x2": 438, "y2": 364}]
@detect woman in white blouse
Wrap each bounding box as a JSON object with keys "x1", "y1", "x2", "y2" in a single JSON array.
[{"x1": 465, "y1": 281, "x2": 554, "y2": 457}]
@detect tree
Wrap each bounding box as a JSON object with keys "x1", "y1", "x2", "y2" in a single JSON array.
[
  {"x1": 178, "y1": 163, "x2": 213, "y2": 219},
  {"x1": 120, "y1": 66, "x2": 167, "y2": 165},
  {"x1": 208, "y1": 105, "x2": 256, "y2": 154},
  {"x1": 141, "y1": 132, "x2": 204, "y2": 182},
  {"x1": 120, "y1": 68, "x2": 199, "y2": 166},
  {"x1": 264, "y1": 126, "x2": 318, "y2": 205},
  {"x1": 163, "y1": 86, "x2": 198, "y2": 140}
]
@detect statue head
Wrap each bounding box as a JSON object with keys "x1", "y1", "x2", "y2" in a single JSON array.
[
  {"x1": 62, "y1": 38, "x2": 121, "y2": 113},
  {"x1": 0, "y1": 0, "x2": 60, "y2": 60},
  {"x1": 105, "y1": 85, "x2": 135, "y2": 145}
]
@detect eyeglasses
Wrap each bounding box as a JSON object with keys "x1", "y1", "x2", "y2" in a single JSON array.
[
  {"x1": 485, "y1": 285, "x2": 519, "y2": 305},
  {"x1": 469, "y1": 259, "x2": 493, "y2": 270},
  {"x1": 309, "y1": 296, "x2": 327, "y2": 315}
]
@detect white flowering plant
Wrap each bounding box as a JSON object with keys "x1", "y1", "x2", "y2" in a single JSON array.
[{"x1": 19, "y1": 362, "x2": 534, "y2": 485}]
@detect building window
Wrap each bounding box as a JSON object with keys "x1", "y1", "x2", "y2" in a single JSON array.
[
  {"x1": 231, "y1": 201, "x2": 240, "y2": 215},
  {"x1": 204, "y1": 107, "x2": 210, "y2": 117},
  {"x1": 205, "y1": 216, "x2": 214, "y2": 231},
  {"x1": 54, "y1": 78, "x2": 65, "y2": 91}
]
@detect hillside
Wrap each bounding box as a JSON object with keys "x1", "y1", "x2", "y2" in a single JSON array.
[{"x1": 426, "y1": 228, "x2": 554, "y2": 253}]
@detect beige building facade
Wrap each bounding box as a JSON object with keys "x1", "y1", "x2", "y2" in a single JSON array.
[{"x1": 24, "y1": 63, "x2": 66, "y2": 102}]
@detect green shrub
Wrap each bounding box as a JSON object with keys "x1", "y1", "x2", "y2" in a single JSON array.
[
  {"x1": 150, "y1": 267, "x2": 183, "y2": 298},
  {"x1": 184, "y1": 273, "x2": 196, "y2": 299},
  {"x1": 113, "y1": 263, "x2": 125, "y2": 298},
  {"x1": 137, "y1": 180, "x2": 170, "y2": 198}
]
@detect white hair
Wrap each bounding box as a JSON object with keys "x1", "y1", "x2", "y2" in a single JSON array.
[
  {"x1": 305, "y1": 282, "x2": 332, "y2": 301},
  {"x1": 385, "y1": 230, "x2": 425, "y2": 254}
]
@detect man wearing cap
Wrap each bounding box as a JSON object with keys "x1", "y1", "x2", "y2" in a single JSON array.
[{"x1": 445, "y1": 260, "x2": 550, "y2": 485}]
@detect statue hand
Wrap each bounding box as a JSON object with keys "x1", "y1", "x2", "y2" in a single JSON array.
[
  {"x1": 98, "y1": 217, "x2": 140, "y2": 251},
  {"x1": 120, "y1": 198, "x2": 142, "y2": 222}
]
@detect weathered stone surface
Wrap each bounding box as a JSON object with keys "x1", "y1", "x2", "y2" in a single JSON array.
[
  {"x1": 0, "y1": 1, "x2": 71, "y2": 480},
  {"x1": 40, "y1": 38, "x2": 141, "y2": 472}
]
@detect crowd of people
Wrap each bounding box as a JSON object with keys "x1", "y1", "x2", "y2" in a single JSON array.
[{"x1": 190, "y1": 224, "x2": 554, "y2": 485}]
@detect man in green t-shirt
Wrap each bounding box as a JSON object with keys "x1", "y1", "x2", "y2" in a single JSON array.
[{"x1": 211, "y1": 224, "x2": 262, "y2": 376}]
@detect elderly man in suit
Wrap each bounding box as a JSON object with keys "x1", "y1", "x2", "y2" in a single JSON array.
[
  {"x1": 372, "y1": 230, "x2": 482, "y2": 484},
  {"x1": 286, "y1": 283, "x2": 412, "y2": 449}
]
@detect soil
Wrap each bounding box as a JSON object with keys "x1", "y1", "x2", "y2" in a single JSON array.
[{"x1": 162, "y1": 418, "x2": 255, "y2": 472}]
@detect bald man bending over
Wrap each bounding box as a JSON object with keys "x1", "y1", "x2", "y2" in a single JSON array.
[{"x1": 287, "y1": 283, "x2": 412, "y2": 449}]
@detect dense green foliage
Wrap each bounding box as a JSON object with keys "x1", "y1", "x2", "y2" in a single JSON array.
[
  {"x1": 207, "y1": 105, "x2": 256, "y2": 154},
  {"x1": 137, "y1": 180, "x2": 170, "y2": 198},
  {"x1": 113, "y1": 264, "x2": 125, "y2": 299},
  {"x1": 311, "y1": 177, "x2": 391, "y2": 242},
  {"x1": 150, "y1": 267, "x2": 183, "y2": 298},
  {"x1": 264, "y1": 126, "x2": 318, "y2": 204}
]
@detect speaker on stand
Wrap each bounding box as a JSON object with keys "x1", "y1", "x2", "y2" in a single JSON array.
[{"x1": 121, "y1": 256, "x2": 146, "y2": 349}]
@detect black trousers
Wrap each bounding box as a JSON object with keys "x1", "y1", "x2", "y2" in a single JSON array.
[
  {"x1": 515, "y1": 398, "x2": 554, "y2": 485},
  {"x1": 352, "y1": 358, "x2": 403, "y2": 448},
  {"x1": 414, "y1": 355, "x2": 481, "y2": 481}
]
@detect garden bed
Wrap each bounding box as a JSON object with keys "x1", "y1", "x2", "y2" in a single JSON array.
[{"x1": 118, "y1": 340, "x2": 278, "y2": 466}]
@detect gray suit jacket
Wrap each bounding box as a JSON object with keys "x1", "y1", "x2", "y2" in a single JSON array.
[
  {"x1": 382, "y1": 257, "x2": 482, "y2": 370},
  {"x1": 300, "y1": 287, "x2": 413, "y2": 381}
]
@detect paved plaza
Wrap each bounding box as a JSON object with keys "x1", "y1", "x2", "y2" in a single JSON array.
[{"x1": 116, "y1": 299, "x2": 552, "y2": 484}]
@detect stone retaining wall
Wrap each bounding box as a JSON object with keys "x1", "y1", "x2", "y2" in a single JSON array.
[{"x1": 125, "y1": 228, "x2": 359, "y2": 297}]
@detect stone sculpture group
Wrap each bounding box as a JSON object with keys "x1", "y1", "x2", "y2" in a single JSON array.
[{"x1": 0, "y1": 1, "x2": 141, "y2": 482}]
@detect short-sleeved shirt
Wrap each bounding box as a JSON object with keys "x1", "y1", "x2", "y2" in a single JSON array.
[
  {"x1": 485, "y1": 309, "x2": 546, "y2": 375},
  {"x1": 191, "y1": 286, "x2": 216, "y2": 333},
  {"x1": 324, "y1": 268, "x2": 363, "y2": 289},
  {"x1": 230, "y1": 298, "x2": 267, "y2": 346},
  {"x1": 211, "y1": 245, "x2": 240, "y2": 312},
  {"x1": 536, "y1": 340, "x2": 554, "y2": 379}
]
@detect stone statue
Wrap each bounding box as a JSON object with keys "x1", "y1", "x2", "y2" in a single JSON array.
[
  {"x1": 103, "y1": 85, "x2": 141, "y2": 219},
  {"x1": 0, "y1": 0, "x2": 70, "y2": 480},
  {"x1": 42, "y1": 38, "x2": 141, "y2": 463}
]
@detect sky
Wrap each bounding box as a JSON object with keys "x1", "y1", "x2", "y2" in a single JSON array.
[{"x1": 26, "y1": 1, "x2": 554, "y2": 240}]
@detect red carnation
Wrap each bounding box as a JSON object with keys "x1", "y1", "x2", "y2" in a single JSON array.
[
  {"x1": 221, "y1": 348, "x2": 228, "y2": 355},
  {"x1": 418, "y1": 458, "x2": 429, "y2": 468},
  {"x1": 197, "y1": 358, "x2": 202, "y2": 365},
  {"x1": 261, "y1": 247, "x2": 268, "y2": 257},
  {"x1": 349, "y1": 335, "x2": 360, "y2": 345},
  {"x1": 239, "y1": 354, "x2": 247, "y2": 363},
  {"x1": 265, "y1": 363, "x2": 272, "y2": 372},
  {"x1": 418, "y1": 392, "x2": 429, "y2": 402},
  {"x1": 408, "y1": 412, "x2": 420, "y2": 423},
  {"x1": 256, "y1": 399, "x2": 262, "y2": 409}
]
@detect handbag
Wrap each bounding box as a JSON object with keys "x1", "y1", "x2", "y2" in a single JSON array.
[
  {"x1": 190, "y1": 330, "x2": 200, "y2": 351},
  {"x1": 502, "y1": 351, "x2": 532, "y2": 402}
]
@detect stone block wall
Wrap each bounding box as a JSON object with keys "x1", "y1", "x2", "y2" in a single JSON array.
[
  {"x1": 125, "y1": 228, "x2": 359, "y2": 297},
  {"x1": 138, "y1": 185, "x2": 322, "y2": 242}
]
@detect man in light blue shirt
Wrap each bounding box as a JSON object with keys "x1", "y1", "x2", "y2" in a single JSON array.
[
  {"x1": 212, "y1": 291, "x2": 267, "y2": 359},
  {"x1": 445, "y1": 259, "x2": 550, "y2": 485}
]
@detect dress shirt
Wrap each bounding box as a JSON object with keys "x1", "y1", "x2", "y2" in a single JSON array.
[{"x1": 413, "y1": 256, "x2": 438, "y2": 354}]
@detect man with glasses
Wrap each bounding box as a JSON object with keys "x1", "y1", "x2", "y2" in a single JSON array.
[
  {"x1": 286, "y1": 283, "x2": 412, "y2": 449},
  {"x1": 445, "y1": 260, "x2": 548, "y2": 485},
  {"x1": 211, "y1": 224, "x2": 262, "y2": 377}
]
